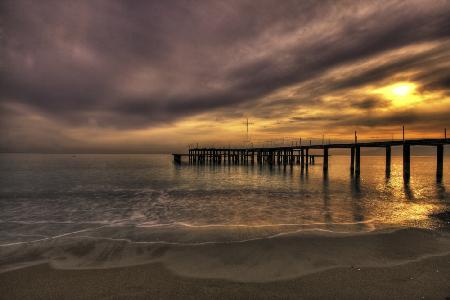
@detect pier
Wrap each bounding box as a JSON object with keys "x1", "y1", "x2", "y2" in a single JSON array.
[{"x1": 173, "y1": 138, "x2": 449, "y2": 181}]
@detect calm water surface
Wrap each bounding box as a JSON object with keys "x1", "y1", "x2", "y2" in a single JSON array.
[{"x1": 0, "y1": 153, "x2": 449, "y2": 245}]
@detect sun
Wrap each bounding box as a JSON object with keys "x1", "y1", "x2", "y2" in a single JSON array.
[
  {"x1": 371, "y1": 82, "x2": 421, "y2": 107},
  {"x1": 391, "y1": 83, "x2": 414, "y2": 97}
]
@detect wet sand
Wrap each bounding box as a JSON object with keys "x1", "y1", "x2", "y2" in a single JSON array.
[
  {"x1": 0, "y1": 254, "x2": 449, "y2": 300},
  {"x1": 0, "y1": 228, "x2": 449, "y2": 299}
]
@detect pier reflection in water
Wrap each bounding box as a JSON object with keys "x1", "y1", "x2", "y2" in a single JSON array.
[{"x1": 174, "y1": 154, "x2": 448, "y2": 231}]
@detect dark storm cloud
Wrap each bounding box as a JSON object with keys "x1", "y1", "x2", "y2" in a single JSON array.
[{"x1": 2, "y1": 0, "x2": 450, "y2": 130}]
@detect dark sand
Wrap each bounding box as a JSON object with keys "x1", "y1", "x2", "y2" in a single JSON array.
[
  {"x1": 1, "y1": 228, "x2": 449, "y2": 299},
  {"x1": 0, "y1": 254, "x2": 449, "y2": 300}
]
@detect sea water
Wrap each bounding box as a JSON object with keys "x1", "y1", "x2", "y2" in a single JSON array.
[{"x1": 0, "y1": 153, "x2": 449, "y2": 272}]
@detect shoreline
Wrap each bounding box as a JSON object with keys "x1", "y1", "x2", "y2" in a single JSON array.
[{"x1": 1, "y1": 227, "x2": 449, "y2": 280}]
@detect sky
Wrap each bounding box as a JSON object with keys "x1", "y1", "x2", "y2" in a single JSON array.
[{"x1": 1, "y1": 0, "x2": 450, "y2": 153}]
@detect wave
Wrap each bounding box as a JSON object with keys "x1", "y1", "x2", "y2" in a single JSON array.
[{"x1": 0, "y1": 218, "x2": 381, "y2": 247}]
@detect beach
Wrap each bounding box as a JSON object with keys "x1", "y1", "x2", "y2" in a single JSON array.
[
  {"x1": 1, "y1": 227, "x2": 449, "y2": 299},
  {"x1": 0, "y1": 255, "x2": 448, "y2": 300}
]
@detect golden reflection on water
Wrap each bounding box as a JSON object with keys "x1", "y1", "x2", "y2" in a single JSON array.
[
  {"x1": 350, "y1": 162, "x2": 445, "y2": 229},
  {"x1": 391, "y1": 202, "x2": 436, "y2": 222},
  {"x1": 175, "y1": 155, "x2": 448, "y2": 232}
]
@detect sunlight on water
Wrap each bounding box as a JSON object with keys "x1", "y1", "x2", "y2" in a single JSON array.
[{"x1": 0, "y1": 153, "x2": 448, "y2": 245}]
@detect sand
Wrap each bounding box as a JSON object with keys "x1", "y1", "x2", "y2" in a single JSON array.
[
  {"x1": 0, "y1": 254, "x2": 448, "y2": 300},
  {"x1": 0, "y1": 228, "x2": 449, "y2": 299}
]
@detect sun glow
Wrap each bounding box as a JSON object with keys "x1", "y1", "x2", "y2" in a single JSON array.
[
  {"x1": 372, "y1": 82, "x2": 421, "y2": 107},
  {"x1": 391, "y1": 83, "x2": 414, "y2": 96}
]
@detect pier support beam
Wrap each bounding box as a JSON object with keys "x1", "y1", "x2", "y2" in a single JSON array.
[
  {"x1": 268, "y1": 151, "x2": 274, "y2": 165},
  {"x1": 305, "y1": 148, "x2": 309, "y2": 167},
  {"x1": 323, "y1": 147, "x2": 328, "y2": 172},
  {"x1": 350, "y1": 147, "x2": 355, "y2": 174},
  {"x1": 403, "y1": 143, "x2": 410, "y2": 182},
  {"x1": 355, "y1": 146, "x2": 360, "y2": 176},
  {"x1": 436, "y1": 144, "x2": 443, "y2": 180},
  {"x1": 385, "y1": 146, "x2": 391, "y2": 176},
  {"x1": 301, "y1": 148, "x2": 304, "y2": 170}
]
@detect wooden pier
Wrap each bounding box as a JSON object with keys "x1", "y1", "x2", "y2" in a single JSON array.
[{"x1": 173, "y1": 138, "x2": 449, "y2": 181}]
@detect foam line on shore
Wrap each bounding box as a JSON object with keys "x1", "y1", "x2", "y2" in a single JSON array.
[
  {"x1": 0, "y1": 218, "x2": 435, "y2": 248},
  {"x1": 0, "y1": 219, "x2": 380, "y2": 247},
  {"x1": 64, "y1": 228, "x2": 354, "y2": 246},
  {"x1": 60, "y1": 225, "x2": 425, "y2": 246},
  {"x1": 0, "y1": 218, "x2": 132, "y2": 247},
  {"x1": 1, "y1": 218, "x2": 378, "y2": 228},
  {"x1": 0, "y1": 225, "x2": 378, "y2": 248},
  {"x1": 0, "y1": 226, "x2": 109, "y2": 247},
  {"x1": 159, "y1": 219, "x2": 377, "y2": 228}
]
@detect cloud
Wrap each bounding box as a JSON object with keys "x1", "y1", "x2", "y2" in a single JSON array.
[
  {"x1": 334, "y1": 108, "x2": 450, "y2": 128},
  {"x1": 1, "y1": 0, "x2": 450, "y2": 151}
]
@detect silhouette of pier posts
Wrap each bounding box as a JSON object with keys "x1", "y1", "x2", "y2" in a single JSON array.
[
  {"x1": 300, "y1": 149, "x2": 305, "y2": 170},
  {"x1": 305, "y1": 148, "x2": 309, "y2": 168},
  {"x1": 403, "y1": 143, "x2": 410, "y2": 182},
  {"x1": 267, "y1": 150, "x2": 274, "y2": 165},
  {"x1": 436, "y1": 144, "x2": 443, "y2": 180},
  {"x1": 355, "y1": 146, "x2": 361, "y2": 176},
  {"x1": 350, "y1": 147, "x2": 355, "y2": 173}
]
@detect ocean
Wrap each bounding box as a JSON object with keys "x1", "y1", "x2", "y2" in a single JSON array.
[{"x1": 0, "y1": 153, "x2": 449, "y2": 278}]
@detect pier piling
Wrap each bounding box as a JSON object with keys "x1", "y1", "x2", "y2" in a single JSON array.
[
  {"x1": 355, "y1": 146, "x2": 360, "y2": 176},
  {"x1": 436, "y1": 144, "x2": 443, "y2": 180},
  {"x1": 301, "y1": 149, "x2": 305, "y2": 169},
  {"x1": 305, "y1": 148, "x2": 309, "y2": 167},
  {"x1": 385, "y1": 145, "x2": 391, "y2": 176},
  {"x1": 350, "y1": 147, "x2": 355, "y2": 174},
  {"x1": 403, "y1": 143, "x2": 410, "y2": 181},
  {"x1": 323, "y1": 147, "x2": 329, "y2": 172}
]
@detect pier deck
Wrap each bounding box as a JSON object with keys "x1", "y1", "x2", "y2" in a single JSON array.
[{"x1": 173, "y1": 138, "x2": 449, "y2": 181}]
